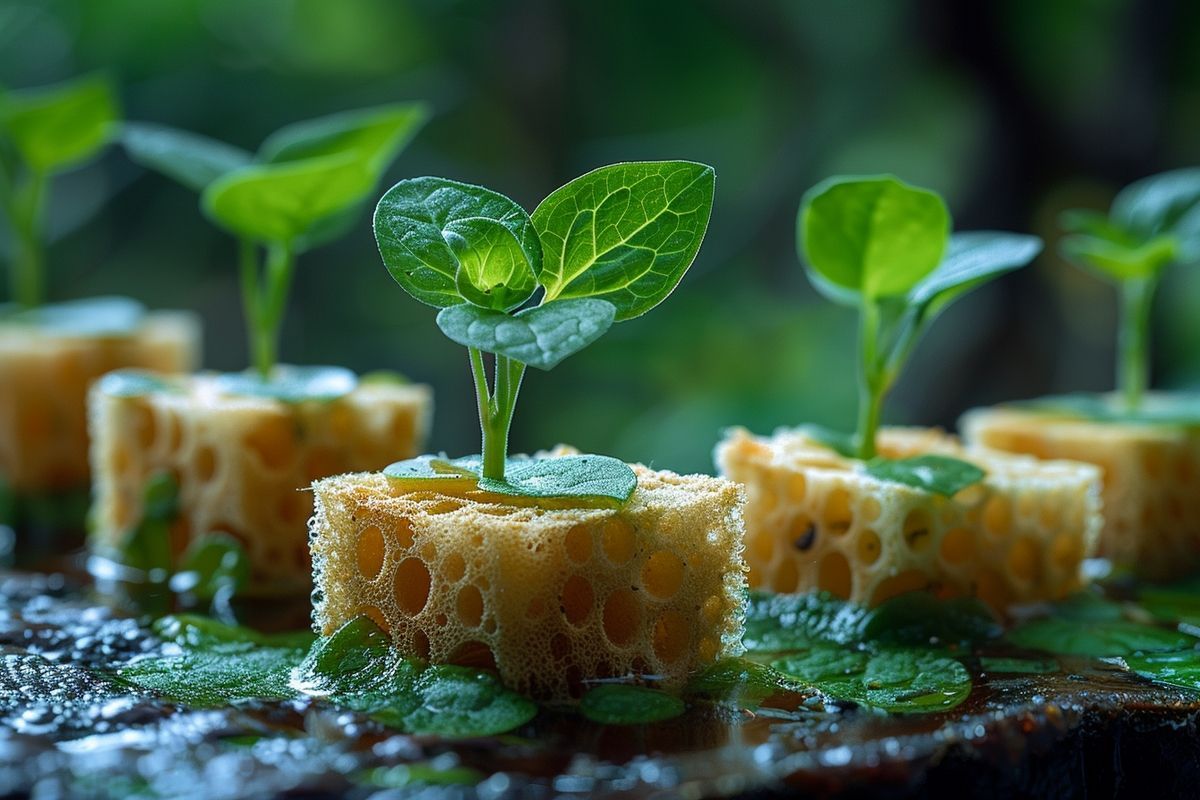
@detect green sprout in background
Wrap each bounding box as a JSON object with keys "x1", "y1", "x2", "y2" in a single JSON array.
[
  {"x1": 1059, "y1": 169, "x2": 1200, "y2": 411},
  {"x1": 121, "y1": 103, "x2": 427, "y2": 388},
  {"x1": 375, "y1": 161, "x2": 715, "y2": 506},
  {"x1": 0, "y1": 74, "x2": 119, "y2": 309},
  {"x1": 796, "y1": 175, "x2": 1042, "y2": 491}
]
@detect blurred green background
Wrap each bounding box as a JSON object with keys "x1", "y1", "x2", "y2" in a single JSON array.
[{"x1": 2, "y1": 0, "x2": 1199, "y2": 474}]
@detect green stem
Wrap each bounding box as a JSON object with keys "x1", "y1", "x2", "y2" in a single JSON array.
[
  {"x1": 249, "y1": 240, "x2": 295, "y2": 379},
  {"x1": 237, "y1": 237, "x2": 260, "y2": 372},
  {"x1": 1118, "y1": 276, "x2": 1155, "y2": 411},
  {"x1": 856, "y1": 300, "x2": 884, "y2": 460},
  {"x1": 8, "y1": 171, "x2": 47, "y2": 308},
  {"x1": 469, "y1": 349, "x2": 525, "y2": 482}
]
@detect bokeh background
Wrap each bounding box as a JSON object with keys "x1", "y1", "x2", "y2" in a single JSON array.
[{"x1": 2, "y1": 0, "x2": 1199, "y2": 474}]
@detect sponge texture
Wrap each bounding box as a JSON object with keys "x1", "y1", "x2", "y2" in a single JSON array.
[
  {"x1": 308, "y1": 464, "x2": 747, "y2": 702},
  {"x1": 89, "y1": 373, "x2": 430, "y2": 595},
  {"x1": 0, "y1": 312, "x2": 200, "y2": 493},
  {"x1": 716, "y1": 427, "x2": 1102, "y2": 613},
  {"x1": 963, "y1": 404, "x2": 1200, "y2": 580}
]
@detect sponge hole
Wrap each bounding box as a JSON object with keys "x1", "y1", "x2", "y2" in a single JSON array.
[
  {"x1": 602, "y1": 589, "x2": 640, "y2": 646},
  {"x1": 394, "y1": 557, "x2": 432, "y2": 615},
  {"x1": 356, "y1": 525, "x2": 386, "y2": 580},
  {"x1": 561, "y1": 574, "x2": 594, "y2": 626},
  {"x1": 652, "y1": 610, "x2": 690, "y2": 663},
  {"x1": 641, "y1": 550, "x2": 685, "y2": 599}
]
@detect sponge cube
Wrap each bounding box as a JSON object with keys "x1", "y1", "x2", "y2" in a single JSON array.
[
  {"x1": 89, "y1": 373, "x2": 430, "y2": 595},
  {"x1": 716, "y1": 427, "x2": 1102, "y2": 612},
  {"x1": 308, "y1": 464, "x2": 747, "y2": 702},
  {"x1": 963, "y1": 404, "x2": 1200, "y2": 580},
  {"x1": 0, "y1": 312, "x2": 200, "y2": 493}
]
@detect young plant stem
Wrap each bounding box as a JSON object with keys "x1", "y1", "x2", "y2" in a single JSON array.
[
  {"x1": 1118, "y1": 276, "x2": 1155, "y2": 411},
  {"x1": 469, "y1": 348, "x2": 525, "y2": 481},
  {"x1": 239, "y1": 239, "x2": 296, "y2": 379},
  {"x1": 856, "y1": 300, "x2": 884, "y2": 460},
  {"x1": 5, "y1": 171, "x2": 47, "y2": 309}
]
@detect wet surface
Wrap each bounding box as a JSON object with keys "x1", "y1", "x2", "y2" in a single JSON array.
[{"x1": 1, "y1": 567, "x2": 1199, "y2": 799}]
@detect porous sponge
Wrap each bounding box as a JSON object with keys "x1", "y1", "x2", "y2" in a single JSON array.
[
  {"x1": 715, "y1": 427, "x2": 1102, "y2": 613},
  {"x1": 89, "y1": 373, "x2": 431, "y2": 595},
  {"x1": 308, "y1": 465, "x2": 747, "y2": 703},
  {"x1": 0, "y1": 312, "x2": 200, "y2": 493},
  {"x1": 963, "y1": 404, "x2": 1200, "y2": 580}
]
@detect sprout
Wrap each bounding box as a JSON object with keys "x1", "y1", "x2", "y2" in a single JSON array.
[
  {"x1": 374, "y1": 161, "x2": 715, "y2": 505},
  {"x1": 1059, "y1": 169, "x2": 1200, "y2": 410}
]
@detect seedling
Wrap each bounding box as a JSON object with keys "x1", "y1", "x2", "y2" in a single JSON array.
[
  {"x1": 1059, "y1": 169, "x2": 1200, "y2": 411},
  {"x1": 797, "y1": 175, "x2": 1042, "y2": 483},
  {"x1": 0, "y1": 74, "x2": 119, "y2": 308},
  {"x1": 374, "y1": 161, "x2": 715, "y2": 505},
  {"x1": 121, "y1": 103, "x2": 427, "y2": 387}
]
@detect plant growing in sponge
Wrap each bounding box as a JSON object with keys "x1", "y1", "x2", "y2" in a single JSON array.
[
  {"x1": 0, "y1": 74, "x2": 200, "y2": 546},
  {"x1": 717, "y1": 174, "x2": 1103, "y2": 613},
  {"x1": 963, "y1": 169, "x2": 1200, "y2": 579},
  {"x1": 309, "y1": 162, "x2": 748, "y2": 701},
  {"x1": 87, "y1": 105, "x2": 431, "y2": 597}
]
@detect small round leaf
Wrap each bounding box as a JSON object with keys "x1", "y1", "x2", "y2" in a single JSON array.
[{"x1": 446, "y1": 217, "x2": 537, "y2": 311}]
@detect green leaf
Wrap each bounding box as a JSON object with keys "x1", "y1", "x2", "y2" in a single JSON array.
[
  {"x1": 377, "y1": 665, "x2": 537, "y2": 737},
  {"x1": 477, "y1": 454, "x2": 637, "y2": 508},
  {"x1": 908, "y1": 232, "x2": 1042, "y2": 319},
  {"x1": 861, "y1": 594, "x2": 1000, "y2": 647},
  {"x1": 293, "y1": 615, "x2": 413, "y2": 707},
  {"x1": 121, "y1": 122, "x2": 252, "y2": 192},
  {"x1": 798, "y1": 174, "x2": 950, "y2": 300},
  {"x1": 120, "y1": 472, "x2": 178, "y2": 574},
  {"x1": 686, "y1": 658, "x2": 805, "y2": 708},
  {"x1": 1124, "y1": 648, "x2": 1200, "y2": 693},
  {"x1": 773, "y1": 645, "x2": 971, "y2": 713},
  {"x1": 435, "y1": 299, "x2": 616, "y2": 369},
  {"x1": 3, "y1": 296, "x2": 146, "y2": 336},
  {"x1": 579, "y1": 684, "x2": 685, "y2": 725},
  {"x1": 258, "y1": 102, "x2": 428, "y2": 171},
  {"x1": 864, "y1": 455, "x2": 985, "y2": 497},
  {"x1": 1140, "y1": 578, "x2": 1200, "y2": 628},
  {"x1": 0, "y1": 73, "x2": 119, "y2": 174},
  {"x1": 447, "y1": 217, "x2": 537, "y2": 311},
  {"x1": 374, "y1": 177, "x2": 540, "y2": 309},
  {"x1": 176, "y1": 533, "x2": 250, "y2": 600},
  {"x1": 202, "y1": 152, "x2": 376, "y2": 243},
  {"x1": 796, "y1": 424, "x2": 858, "y2": 458},
  {"x1": 1059, "y1": 232, "x2": 1177, "y2": 281},
  {"x1": 382, "y1": 454, "x2": 482, "y2": 493},
  {"x1": 743, "y1": 590, "x2": 869, "y2": 653},
  {"x1": 1007, "y1": 618, "x2": 1194, "y2": 657},
  {"x1": 531, "y1": 161, "x2": 715, "y2": 320},
  {"x1": 215, "y1": 365, "x2": 357, "y2": 403},
  {"x1": 1111, "y1": 167, "x2": 1200, "y2": 238},
  {"x1": 96, "y1": 369, "x2": 179, "y2": 398}
]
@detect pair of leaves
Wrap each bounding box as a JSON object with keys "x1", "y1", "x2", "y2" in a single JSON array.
[
  {"x1": 383, "y1": 453, "x2": 638, "y2": 508},
  {"x1": 0, "y1": 73, "x2": 119, "y2": 175},
  {"x1": 123, "y1": 102, "x2": 428, "y2": 248},
  {"x1": 772, "y1": 645, "x2": 971, "y2": 714},
  {"x1": 1060, "y1": 168, "x2": 1200, "y2": 282},
  {"x1": 798, "y1": 175, "x2": 1042, "y2": 317},
  {"x1": 374, "y1": 161, "x2": 715, "y2": 368}
]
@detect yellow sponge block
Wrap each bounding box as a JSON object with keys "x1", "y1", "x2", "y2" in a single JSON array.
[
  {"x1": 963, "y1": 404, "x2": 1200, "y2": 580},
  {"x1": 0, "y1": 312, "x2": 200, "y2": 493},
  {"x1": 308, "y1": 464, "x2": 747, "y2": 703},
  {"x1": 89, "y1": 373, "x2": 431, "y2": 595},
  {"x1": 715, "y1": 427, "x2": 1102, "y2": 613}
]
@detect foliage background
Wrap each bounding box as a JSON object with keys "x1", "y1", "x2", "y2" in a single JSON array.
[{"x1": 2, "y1": 0, "x2": 1198, "y2": 473}]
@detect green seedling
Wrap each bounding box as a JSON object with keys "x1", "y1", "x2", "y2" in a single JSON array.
[
  {"x1": 796, "y1": 175, "x2": 1042, "y2": 474},
  {"x1": 1059, "y1": 168, "x2": 1200, "y2": 410},
  {"x1": 121, "y1": 103, "x2": 427, "y2": 387},
  {"x1": 374, "y1": 161, "x2": 715, "y2": 505},
  {"x1": 0, "y1": 73, "x2": 120, "y2": 308}
]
